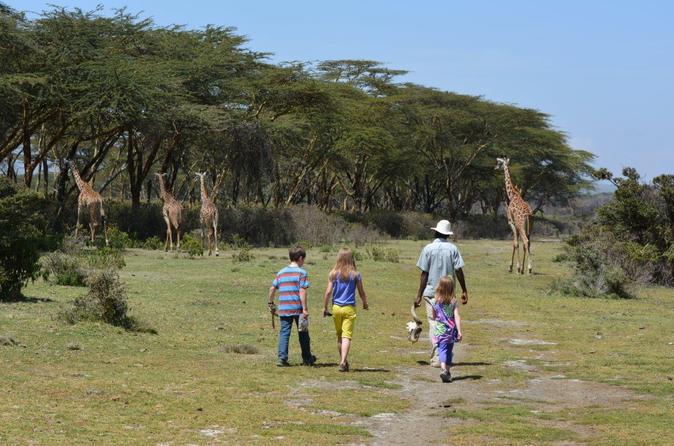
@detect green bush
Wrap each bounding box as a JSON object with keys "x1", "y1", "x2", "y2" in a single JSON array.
[
  {"x1": 232, "y1": 246, "x2": 254, "y2": 262},
  {"x1": 553, "y1": 227, "x2": 632, "y2": 298},
  {"x1": 366, "y1": 245, "x2": 400, "y2": 263},
  {"x1": 181, "y1": 234, "x2": 203, "y2": 258},
  {"x1": 229, "y1": 233, "x2": 251, "y2": 249},
  {"x1": 85, "y1": 247, "x2": 126, "y2": 270},
  {"x1": 0, "y1": 178, "x2": 50, "y2": 300},
  {"x1": 39, "y1": 252, "x2": 88, "y2": 286},
  {"x1": 106, "y1": 226, "x2": 131, "y2": 250},
  {"x1": 61, "y1": 270, "x2": 127, "y2": 324},
  {"x1": 556, "y1": 168, "x2": 674, "y2": 297},
  {"x1": 60, "y1": 269, "x2": 154, "y2": 333},
  {"x1": 141, "y1": 236, "x2": 163, "y2": 250}
]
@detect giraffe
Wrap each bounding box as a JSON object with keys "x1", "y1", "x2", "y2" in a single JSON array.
[
  {"x1": 195, "y1": 172, "x2": 219, "y2": 256},
  {"x1": 495, "y1": 157, "x2": 533, "y2": 274},
  {"x1": 155, "y1": 172, "x2": 183, "y2": 251},
  {"x1": 65, "y1": 160, "x2": 109, "y2": 246}
]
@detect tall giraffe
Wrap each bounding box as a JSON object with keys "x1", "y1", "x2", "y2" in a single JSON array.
[
  {"x1": 66, "y1": 160, "x2": 109, "y2": 246},
  {"x1": 495, "y1": 157, "x2": 533, "y2": 274},
  {"x1": 155, "y1": 172, "x2": 183, "y2": 251},
  {"x1": 195, "y1": 172, "x2": 219, "y2": 256}
]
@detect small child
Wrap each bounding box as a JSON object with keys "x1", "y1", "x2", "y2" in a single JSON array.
[
  {"x1": 431, "y1": 276, "x2": 462, "y2": 382},
  {"x1": 268, "y1": 246, "x2": 317, "y2": 367},
  {"x1": 322, "y1": 248, "x2": 369, "y2": 372}
]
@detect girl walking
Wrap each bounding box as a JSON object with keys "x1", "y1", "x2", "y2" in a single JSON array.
[
  {"x1": 323, "y1": 248, "x2": 369, "y2": 372},
  {"x1": 431, "y1": 276, "x2": 462, "y2": 382}
]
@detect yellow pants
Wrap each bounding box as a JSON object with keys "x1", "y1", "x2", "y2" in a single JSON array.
[{"x1": 332, "y1": 304, "x2": 357, "y2": 339}]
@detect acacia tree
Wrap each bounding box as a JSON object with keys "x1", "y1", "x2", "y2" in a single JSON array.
[{"x1": 1, "y1": 5, "x2": 597, "y2": 220}]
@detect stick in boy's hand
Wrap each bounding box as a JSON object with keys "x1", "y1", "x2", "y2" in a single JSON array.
[{"x1": 268, "y1": 302, "x2": 277, "y2": 328}]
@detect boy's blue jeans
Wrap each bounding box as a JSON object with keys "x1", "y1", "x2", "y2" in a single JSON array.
[{"x1": 278, "y1": 315, "x2": 312, "y2": 362}]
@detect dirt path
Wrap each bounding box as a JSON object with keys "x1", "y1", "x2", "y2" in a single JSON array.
[
  {"x1": 288, "y1": 323, "x2": 648, "y2": 446},
  {"x1": 346, "y1": 339, "x2": 647, "y2": 446}
]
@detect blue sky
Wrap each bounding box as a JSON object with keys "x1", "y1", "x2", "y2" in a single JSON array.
[{"x1": 17, "y1": 0, "x2": 674, "y2": 181}]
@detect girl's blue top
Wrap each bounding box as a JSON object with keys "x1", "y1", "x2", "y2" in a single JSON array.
[{"x1": 332, "y1": 272, "x2": 361, "y2": 307}]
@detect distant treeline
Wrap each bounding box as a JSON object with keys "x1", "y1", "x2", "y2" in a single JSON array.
[{"x1": 1, "y1": 3, "x2": 595, "y2": 220}]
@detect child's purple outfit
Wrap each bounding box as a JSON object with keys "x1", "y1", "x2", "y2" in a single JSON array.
[{"x1": 432, "y1": 301, "x2": 458, "y2": 365}]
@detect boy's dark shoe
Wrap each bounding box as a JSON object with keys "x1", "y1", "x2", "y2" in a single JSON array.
[
  {"x1": 277, "y1": 359, "x2": 290, "y2": 367},
  {"x1": 440, "y1": 370, "x2": 452, "y2": 383},
  {"x1": 301, "y1": 355, "x2": 317, "y2": 366},
  {"x1": 338, "y1": 361, "x2": 349, "y2": 372}
]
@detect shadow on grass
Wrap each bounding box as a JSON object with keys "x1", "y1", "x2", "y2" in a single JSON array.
[
  {"x1": 352, "y1": 368, "x2": 391, "y2": 373},
  {"x1": 312, "y1": 363, "x2": 340, "y2": 368},
  {"x1": 453, "y1": 362, "x2": 492, "y2": 367},
  {"x1": 451, "y1": 375, "x2": 482, "y2": 381},
  {"x1": 417, "y1": 360, "x2": 430, "y2": 366},
  {"x1": 0, "y1": 294, "x2": 54, "y2": 304}
]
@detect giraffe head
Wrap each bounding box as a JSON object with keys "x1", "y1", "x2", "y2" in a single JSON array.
[{"x1": 495, "y1": 157, "x2": 510, "y2": 171}]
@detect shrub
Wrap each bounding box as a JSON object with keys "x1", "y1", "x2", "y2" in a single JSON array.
[
  {"x1": 181, "y1": 234, "x2": 203, "y2": 258},
  {"x1": 556, "y1": 168, "x2": 674, "y2": 297},
  {"x1": 39, "y1": 252, "x2": 88, "y2": 286},
  {"x1": 229, "y1": 233, "x2": 251, "y2": 249},
  {"x1": 84, "y1": 247, "x2": 126, "y2": 270},
  {"x1": 553, "y1": 227, "x2": 632, "y2": 298},
  {"x1": 61, "y1": 270, "x2": 128, "y2": 325},
  {"x1": 0, "y1": 178, "x2": 50, "y2": 300},
  {"x1": 106, "y1": 226, "x2": 131, "y2": 250},
  {"x1": 400, "y1": 212, "x2": 438, "y2": 240},
  {"x1": 141, "y1": 236, "x2": 163, "y2": 250},
  {"x1": 289, "y1": 205, "x2": 346, "y2": 245},
  {"x1": 232, "y1": 246, "x2": 254, "y2": 262},
  {"x1": 352, "y1": 250, "x2": 364, "y2": 261},
  {"x1": 361, "y1": 210, "x2": 406, "y2": 238},
  {"x1": 366, "y1": 245, "x2": 400, "y2": 263},
  {"x1": 60, "y1": 269, "x2": 154, "y2": 332}
]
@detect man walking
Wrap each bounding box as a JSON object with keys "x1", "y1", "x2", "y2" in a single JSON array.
[{"x1": 414, "y1": 220, "x2": 468, "y2": 367}]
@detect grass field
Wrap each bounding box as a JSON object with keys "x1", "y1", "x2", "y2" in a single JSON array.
[{"x1": 2, "y1": 240, "x2": 673, "y2": 445}]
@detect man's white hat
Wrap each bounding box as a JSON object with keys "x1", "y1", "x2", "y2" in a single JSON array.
[{"x1": 431, "y1": 219, "x2": 454, "y2": 236}]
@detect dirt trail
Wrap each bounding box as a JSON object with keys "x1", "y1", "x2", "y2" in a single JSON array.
[{"x1": 348, "y1": 341, "x2": 646, "y2": 446}]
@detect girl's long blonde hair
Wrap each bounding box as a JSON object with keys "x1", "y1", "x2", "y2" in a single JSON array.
[
  {"x1": 434, "y1": 276, "x2": 456, "y2": 305},
  {"x1": 329, "y1": 248, "x2": 358, "y2": 281}
]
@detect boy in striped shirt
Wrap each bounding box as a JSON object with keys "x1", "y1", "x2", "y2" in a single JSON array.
[{"x1": 268, "y1": 246, "x2": 317, "y2": 367}]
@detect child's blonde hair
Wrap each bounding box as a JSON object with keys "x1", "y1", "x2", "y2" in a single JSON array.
[
  {"x1": 434, "y1": 276, "x2": 455, "y2": 304},
  {"x1": 329, "y1": 248, "x2": 358, "y2": 281}
]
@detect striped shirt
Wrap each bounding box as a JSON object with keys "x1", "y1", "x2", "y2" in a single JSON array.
[{"x1": 272, "y1": 266, "x2": 310, "y2": 316}]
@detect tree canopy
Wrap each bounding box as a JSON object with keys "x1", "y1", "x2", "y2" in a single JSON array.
[{"x1": 1, "y1": 4, "x2": 594, "y2": 217}]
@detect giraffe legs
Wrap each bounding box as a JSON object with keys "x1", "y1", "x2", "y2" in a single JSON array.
[
  {"x1": 508, "y1": 220, "x2": 518, "y2": 273},
  {"x1": 89, "y1": 222, "x2": 96, "y2": 244},
  {"x1": 207, "y1": 226, "x2": 215, "y2": 256},
  {"x1": 201, "y1": 224, "x2": 208, "y2": 255},
  {"x1": 163, "y1": 216, "x2": 172, "y2": 251},
  {"x1": 526, "y1": 217, "x2": 533, "y2": 274},
  {"x1": 75, "y1": 201, "x2": 83, "y2": 239},
  {"x1": 176, "y1": 224, "x2": 181, "y2": 250},
  {"x1": 524, "y1": 234, "x2": 532, "y2": 274},
  {"x1": 213, "y1": 213, "x2": 219, "y2": 256},
  {"x1": 102, "y1": 218, "x2": 109, "y2": 247},
  {"x1": 519, "y1": 233, "x2": 528, "y2": 275}
]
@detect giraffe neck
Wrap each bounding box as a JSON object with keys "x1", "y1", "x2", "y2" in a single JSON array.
[
  {"x1": 71, "y1": 166, "x2": 87, "y2": 192},
  {"x1": 503, "y1": 164, "x2": 517, "y2": 201},
  {"x1": 199, "y1": 176, "x2": 210, "y2": 203},
  {"x1": 157, "y1": 175, "x2": 170, "y2": 200}
]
